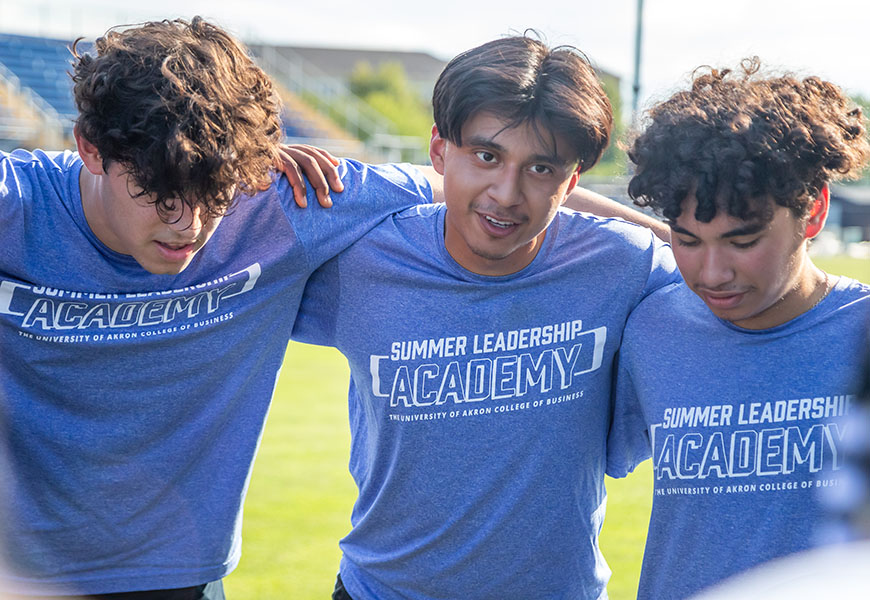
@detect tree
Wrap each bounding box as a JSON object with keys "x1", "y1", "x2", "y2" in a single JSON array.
[{"x1": 349, "y1": 61, "x2": 431, "y2": 147}]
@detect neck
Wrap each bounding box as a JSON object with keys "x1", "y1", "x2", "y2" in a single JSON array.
[
  {"x1": 79, "y1": 166, "x2": 119, "y2": 252},
  {"x1": 736, "y1": 259, "x2": 831, "y2": 330}
]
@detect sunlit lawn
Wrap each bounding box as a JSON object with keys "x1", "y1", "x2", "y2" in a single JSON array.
[{"x1": 225, "y1": 255, "x2": 866, "y2": 599}]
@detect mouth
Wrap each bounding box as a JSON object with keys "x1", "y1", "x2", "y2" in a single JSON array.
[
  {"x1": 154, "y1": 240, "x2": 198, "y2": 261},
  {"x1": 478, "y1": 212, "x2": 522, "y2": 237},
  {"x1": 697, "y1": 289, "x2": 748, "y2": 310},
  {"x1": 484, "y1": 215, "x2": 514, "y2": 228}
]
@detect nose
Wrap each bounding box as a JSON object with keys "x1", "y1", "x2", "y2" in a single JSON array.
[
  {"x1": 698, "y1": 247, "x2": 734, "y2": 288},
  {"x1": 487, "y1": 165, "x2": 523, "y2": 207}
]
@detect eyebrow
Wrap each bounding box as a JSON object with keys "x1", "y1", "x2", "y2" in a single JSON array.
[
  {"x1": 670, "y1": 221, "x2": 767, "y2": 239},
  {"x1": 464, "y1": 135, "x2": 573, "y2": 169}
]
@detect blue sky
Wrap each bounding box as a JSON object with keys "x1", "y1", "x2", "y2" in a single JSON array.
[{"x1": 2, "y1": 0, "x2": 868, "y2": 114}]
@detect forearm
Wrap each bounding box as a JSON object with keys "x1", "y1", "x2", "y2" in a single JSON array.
[{"x1": 415, "y1": 165, "x2": 443, "y2": 203}]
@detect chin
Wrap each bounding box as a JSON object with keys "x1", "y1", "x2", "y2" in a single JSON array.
[{"x1": 138, "y1": 259, "x2": 192, "y2": 275}]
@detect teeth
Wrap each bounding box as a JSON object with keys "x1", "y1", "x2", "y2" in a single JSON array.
[{"x1": 485, "y1": 215, "x2": 513, "y2": 228}]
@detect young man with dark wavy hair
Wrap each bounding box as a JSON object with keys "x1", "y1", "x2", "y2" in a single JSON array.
[
  {"x1": 293, "y1": 36, "x2": 678, "y2": 600},
  {"x1": 0, "y1": 17, "x2": 434, "y2": 600},
  {"x1": 611, "y1": 59, "x2": 870, "y2": 599}
]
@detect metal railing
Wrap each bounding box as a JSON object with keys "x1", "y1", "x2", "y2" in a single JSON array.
[{"x1": 0, "y1": 60, "x2": 65, "y2": 146}]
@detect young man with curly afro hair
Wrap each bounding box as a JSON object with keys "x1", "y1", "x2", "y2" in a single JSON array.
[{"x1": 610, "y1": 58, "x2": 870, "y2": 599}]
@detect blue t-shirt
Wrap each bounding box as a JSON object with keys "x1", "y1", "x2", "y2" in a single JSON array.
[
  {"x1": 614, "y1": 278, "x2": 870, "y2": 600},
  {"x1": 293, "y1": 204, "x2": 678, "y2": 599},
  {"x1": 0, "y1": 151, "x2": 429, "y2": 595}
]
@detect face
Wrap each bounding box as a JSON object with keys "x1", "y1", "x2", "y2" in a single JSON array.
[
  {"x1": 77, "y1": 137, "x2": 224, "y2": 275},
  {"x1": 670, "y1": 194, "x2": 819, "y2": 329},
  {"x1": 430, "y1": 112, "x2": 580, "y2": 276}
]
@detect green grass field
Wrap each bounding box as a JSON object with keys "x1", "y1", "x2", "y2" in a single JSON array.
[{"x1": 224, "y1": 255, "x2": 866, "y2": 599}]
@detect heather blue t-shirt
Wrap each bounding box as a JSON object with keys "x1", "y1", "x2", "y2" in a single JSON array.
[
  {"x1": 293, "y1": 204, "x2": 678, "y2": 599},
  {"x1": 0, "y1": 151, "x2": 428, "y2": 595},
  {"x1": 614, "y1": 278, "x2": 870, "y2": 600}
]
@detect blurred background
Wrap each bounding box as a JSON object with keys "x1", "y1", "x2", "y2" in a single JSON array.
[
  {"x1": 2, "y1": 2, "x2": 869, "y2": 597},
  {"x1": 2, "y1": 0, "x2": 869, "y2": 248}
]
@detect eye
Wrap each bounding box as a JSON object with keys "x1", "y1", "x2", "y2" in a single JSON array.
[
  {"x1": 474, "y1": 151, "x2": 496, "y2": 163},
  {"x1": 674, "y1": 237, "x2": 700, "y2": 248},
  {"x1": 731, "y1": 239, "x2": 760, "y2": 249},
  {"x1": 529, "y1": 164, "x2": 553, "y2": 175}
]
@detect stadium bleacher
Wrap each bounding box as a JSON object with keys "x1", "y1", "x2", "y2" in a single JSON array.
[
  {"x1": 0, "y1": 33, "x2": 81, "y2": 132},
  {"x1": 0, "y1": 31, "x2": 357, "y2": 153},
  {"x1": 0, "y1": 31, "x2": 424, "y2": 161}
]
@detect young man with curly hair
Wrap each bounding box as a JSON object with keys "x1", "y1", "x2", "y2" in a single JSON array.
[
  {"x1": 0, "y1": 17, "x2": 434, "y2": 600},
  {"x1": 293, "y1": 36, "x2": 678, "y2": 600},
  {"x1": 611, "y1": 59, "x2": 870, "y2": 599}
]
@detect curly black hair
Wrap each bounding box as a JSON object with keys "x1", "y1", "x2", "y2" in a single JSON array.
[
  {"x1": 628, "y1": 58, "x2": 869, "y2": 223},
  {"x1": 71, "y1": 17, "x2": 283, "y2": 220}
]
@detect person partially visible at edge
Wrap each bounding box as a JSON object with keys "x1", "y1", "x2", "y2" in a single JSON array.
[
  {"x1": 609, "y1": 58, "x2": 870, "y2": 600},
  {"x1": 292, "y1": 35, "x2": 679, "y2": 600},
  {"x1": 0, "y1": 16, "x2": 435, "y2": 600}
]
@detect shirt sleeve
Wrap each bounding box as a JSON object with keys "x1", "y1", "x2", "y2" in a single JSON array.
[
  {"x1": 291, "y1": 255, "x2": 341, "y2": 347},
  {"x1": 283, "y1": 159, "x2": 431, "y2": 270},
  {"x1": 639, "y1": 235, "x2": 680, "y2": 301},
  {"x1": 606, "y1": 347, "x2": 652, "y2": 478}
]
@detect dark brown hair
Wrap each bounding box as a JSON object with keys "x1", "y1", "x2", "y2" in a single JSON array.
[
  {"x1": 628, "y1": 58, "x2": 869, "y2": 223},
  {"x1": 72, "y1": 17, "x2": 282, "y2": 219},
  {"x1": 432, "y1": 35, "x2": 612, "y2": 173}
]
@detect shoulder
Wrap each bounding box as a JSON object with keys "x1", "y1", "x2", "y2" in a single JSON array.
[
  {"x1": 346, "y1": 202, "x2": 443, "y2": 254},
  {"x1": 1, "y1": 149, "x2": 80, "y2": 212},
  {"x1": 832, "y1": 276, "x2": 870, "y2": 299},
  {"x1": 550, "y1": 208, "x2": 677, "y2": 288},
  {"x1": 624, "y1": 282, "x2": 704, "y2": 336},
  {"x1": 632, "y1": 280, "x2": 697, "y2": 311},
  {"x1": 266, "y1": 158, "x2": 433, "y2": 215},
  {"x1": 1, "y1": 148, "x2": 78, "y2": 178},
  {"x1": 823, "y1": 276, "x2": 870, "y2": 315},
  {"x1": 554, "y1": 207, "x2": 667, "y2": 253},
  {"x1": 392, "y1": 202, "x2": 443, "y2": 222},
  {"x1": 336, "y1": 159, "x2": 433, "y2": 202}
]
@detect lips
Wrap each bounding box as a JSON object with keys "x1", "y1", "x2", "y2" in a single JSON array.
[
  {"x1": 154, "y1": 240, "x2": 197, "y2": 262},
  {"x1": 477, "y1": 211, "x2": 522, "y2": 237},
  {"x1": 697, "y1": 289, "x2": 748, "y2": 310}
]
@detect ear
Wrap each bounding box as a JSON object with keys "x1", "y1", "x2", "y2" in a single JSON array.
[
  {"x1": 804, "y1": 184, "x2": 829, "y2": 239},
  {"x1": 74, "y1": 125, "x2": 105, "y2": 176},
  {"x1": 559, "y1": 167, "x2": 582, "y2": 206},
  {"x1": 429, "y1": 124, "x2": 447, "y2": 176}
]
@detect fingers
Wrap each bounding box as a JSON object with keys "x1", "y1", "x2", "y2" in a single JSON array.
[
  {"x1": 275, "y1": 144, "x2": 344, "y2": 208},
  {"x1": 274, "y1": 146, "x2": 308, "y2": 208}
]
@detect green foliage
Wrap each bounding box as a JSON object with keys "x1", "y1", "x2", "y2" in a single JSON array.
[
  {"x1": 349, "y1": 61, "x2": 431, "y2": 151},
  {"x1": 587, "y1": 72, "x2": 628, "y2": 177}
]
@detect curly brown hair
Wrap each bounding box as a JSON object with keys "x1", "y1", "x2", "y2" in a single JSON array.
[
  {"x1": 71, "y1": 17, "x2": 282, "y2": 219},
  {"x1": 628, "y1": 58, "x2": 870, "y2": 223},
  {"x1": 433, "y1": 35, "x2": 612, "y2": 173}
]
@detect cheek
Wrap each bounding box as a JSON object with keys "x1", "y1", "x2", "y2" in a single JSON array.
[
  {"x1": 671, "y1": 247, "x2": 698, "y2": 279},
  {"x1": 741, "y1": 247, "x2": 785, "y2": 283}
]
